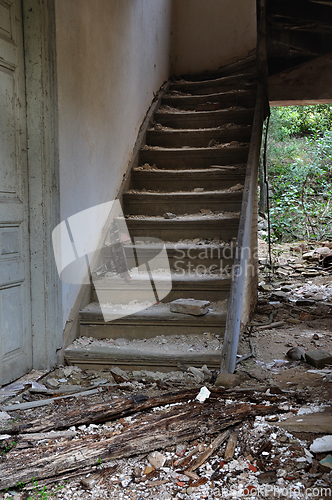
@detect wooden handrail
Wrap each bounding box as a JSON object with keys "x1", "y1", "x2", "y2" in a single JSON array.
[{"x1": 220, "y1": 84, "x2": 265, "y2": 373}]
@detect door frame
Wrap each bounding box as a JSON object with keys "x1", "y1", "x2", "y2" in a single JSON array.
[{"x1": 22, "y1": 0, "x2": 62, "y2": 369}]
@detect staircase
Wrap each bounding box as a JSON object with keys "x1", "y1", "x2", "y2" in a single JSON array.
[{"x1": 64, "y1": 69, "x2": 258, "y2": 371}]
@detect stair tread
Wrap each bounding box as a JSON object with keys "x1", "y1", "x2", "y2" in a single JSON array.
[
  {"x1": 164, "y1": 89, "x2": 255, "y2": 99},
  {"x1": 80, "y1": 301, "x2": 227, "y2": 322},
  {"x1": 148, "y1": 125, "x2": 251, "y2": 132},
  {"x1": 125, "y1": 212, "x2": 239, "y2": 220},
  {"x1": 155, "y1": 108, "x2": 254, "y2": 117},
  {"x1": 124, "y1": 189, "x2": 243, "y2": 196},
  {"x1": 170, "y1": 73, "x2": 256, "y2": 88},
  {"x1": 64, "y1": 342, "x2": 222, "y2": 370},
  {"x1": 133, "y1": 166, "x2": 246, "y2": 173}
]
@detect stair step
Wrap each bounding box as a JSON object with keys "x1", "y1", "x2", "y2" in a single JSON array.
[
  {"x1": 154, "y1": 108, "x2": 254, "y2": 129},
  {"x1": 79, "y1": 301, "x2": 227, "y2": 339},
  {"x1": 146, "y1": 126, "x2": 252, "y2": 148},
  {"x1": 131, "y1": 167, "x2": 246, "y2": 191},
  {"x1": 102, "y1": 242, "x2": 235, "y2": 271},
  {"x1": 92, "y1": 272, "x2": 231, "y2": 303},
  {"x1": 64, "y1": 342, "x2": 223, "y2": 371},
  {"x1": 140, "y1": 145, "x2": 249, "y2": 169},
  {"x1": 125, "y1": 214, "x2": 240, "y2": 241},
  {"x1": 162, "y1": 90, "x2": 256, "y2": 110},
  {"x1": 169, "y1": 74, "x2": 257, "y2": 95},
  {"x1": 123, "y1": 190, "x2": 243, "y2": 215}
]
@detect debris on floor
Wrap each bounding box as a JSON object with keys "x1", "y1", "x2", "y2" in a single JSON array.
[{"x1": 0, "y1": 238, "x2": 331, "y2": 499}]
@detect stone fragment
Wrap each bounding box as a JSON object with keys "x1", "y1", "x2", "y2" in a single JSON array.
[
  {"x1": 62, "y1": 366, "x2": 82, "y2": 377},
  {"x1": 148, "y1": 451, "x2": 166, "y2": 469},
  {"x1": 319, "y1": 455, "x2": 332, "y2": 469},
  {"x1": 300, "y1": 312, "x2": 313, "y2": 322},
  {"x1": 187, "y1": 366, "x2": 205, "y2": 384},
  {"x1": 193, "y1": 187, "x2": 204, "y2": 192},
  {"x1": 305, "y1": 349, "x2": 332, "y2": 369},
  {"x1": 200, "y1": 208, "x2": 212, "y2": 214},
  {"x1": 215, "y1": 373, "x2": 241, "y2": 389},
  {"x1": 276, "y1": 410, "x2": 332, "y2": 434},
  {"x1": 286, "y1": 346, "x2": 305, "y2": 361},
  {"x1": 0, "y1": 411, "x2": 10, "y2": 423},
  {"x1": 144, "y1": 466, "x2": 154, "y2": 475},
  {"x1": 286, "y1": 318, "x2": 301, "y2": 324},
  {"x1": 170, "y1": 298, "x2": 210, "y2": 316},
  {"x1": 46, "y1": 378, "x2": 60, "y2": 389},
  {"x1": 163, "y1": 212, "x2": 177, "y2": 219},
  {"x1": 176, "y1": 444, "x2": 187, "y2": 457},
  {"x1": 270, "y1": 290, "x2": 288, "y2": 301},
  {"x1": 310, "y1": 435, "x2": 332, "y2": 453},
  {"x1": 296, "y1": 299, "x2": 315, "y2": 306},
  {"x1": 196, "y1": 386, "x2": 211, "y2": 402},
  {"x1": 110, "y1": 366, "x2": 130, "y2": 383}
]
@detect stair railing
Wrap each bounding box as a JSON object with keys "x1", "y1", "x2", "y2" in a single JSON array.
[{"x1": 220, "y1": 83, "x2": 265, "y2": 373}]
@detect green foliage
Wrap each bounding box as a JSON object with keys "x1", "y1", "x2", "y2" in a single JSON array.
[{"x1": 265, "y1": 106, "x2": 332, "y2": 242}]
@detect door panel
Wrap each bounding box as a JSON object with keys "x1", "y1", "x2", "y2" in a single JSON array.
[{"x1": 0, "y1": 0, "x2": 32, "y2": 385}]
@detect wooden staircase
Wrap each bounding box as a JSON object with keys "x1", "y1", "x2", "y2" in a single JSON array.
[{"x1": 64, "y1": 69, "x2": 258, "y2": 371}]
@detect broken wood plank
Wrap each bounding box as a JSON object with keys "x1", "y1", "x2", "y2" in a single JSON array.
[
  {"x1": 12, "y1": 430, "x2": 77, "y2": 449},
  {"x1": 0, "y1": 401, "x2": 279, "y2": 489},
  {"x1": 254, "y1": 321, "x2": 285, "y2": 331},
  {"x1": 6, "y1": 388, "x2": 205, "y2": 435},
  {"x1": 186, "y1": 430, "x2": 230, "y2": 471},
  {"x1": 2, "y1": 387, "x2": 103, "y2": 412},
  {"x1": 224, "y1": 431, "x2": 239, "y2": 461}
]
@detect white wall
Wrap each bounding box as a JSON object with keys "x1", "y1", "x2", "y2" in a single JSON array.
[
  {"x1": 55, "y1": 0, "x2": 173, "y2": 326},
  {"x1": 171, "y1": 0, "x2": 257, "y2": 75}
]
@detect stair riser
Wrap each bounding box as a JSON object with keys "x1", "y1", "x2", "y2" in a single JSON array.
[
  {"x1": 154, "y1": 109, "x2": 254, "y2": 129},
  {"x1": 102, "y1": 246, "x2": 235, "y2": 272},
  {"x1": 169, "y1": 78, "x2": 257, "y2": 95},
  {"x1": 80, "y1": 323, "x2": 225, "y2": 339},
  {"x1": 162, "y1": 95, "x2": 255, "y2": 110},
  {"x1": 140, "y1": 148, "x2": 249, "y2": 169},
  {"x1": 123, "y1": 195, "x2": 242, "y2": 216},
  {"x1": 64, "y1": 355, "x2": 222, "y2": 372},
  {"x1": 92, "y1": 286, "x2": 230, "y2": 303},
  {"x1": 126, "y1": 222, "x2": 239, "y2": 242},
  {"x1": 146, "y1": 128, "x2": 252, "y2": 148},
  {"x1": 131, "y1": 171, "x2": 246, "y2": 191}
]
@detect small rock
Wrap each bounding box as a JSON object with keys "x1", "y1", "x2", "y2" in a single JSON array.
[
  {"x1": 176, "y1": 444, "x2": 187, "y2": 457},
  {"x1": 194, "y1": 187, "x2": 204, "y2": 192},
  {"x1": 114, "y1": 338, "x2": 129, "y2": 347},
  {"x1": 305, "y1": 350, "x2": 332, "y2": 369},
  {"x1": 46, "y1": 378, "x2": 60, "y2": 389},
  {"x1": 310, "y1": 435, "x2": 332, "y2": 453},
  {"x1": 312, "y1": 334, "x2": 320, "y2": 341},
  {"x1": 188, "y1": 366, "x2": 205, "y2": 384},
  {"x1": 163, "y1": 212, "x2": 177, "y2": 219},
  {"x1": 0, "y1": 411, "x2": 11, "y2": 423},
  {"x1": 196, "y1": 386, "x2": 211, "y2": 403},
  {"x1": 319, "y1": 455, "x2": 332, "y2": 469},
  {"x1": 170, "y1": 298, "x2": 210, "y2": 316},
  {"x1": 215, "y1": 373, "x2": 241, "y2": 389},
  {"x1": 270, "y1": 291, "x2": 288, "y2": 301},
  {"x1": 200, "y1": 208, "x2": 212, "y2": 214},
  {"x1": 148, "y1": 451, "x2": 166, "y2": 469},
  {"x1": 299, "y1": 312, "x2": 313, "y2": 322},
  {"x1": 286, "y1": 318, "x2": 302, "y2": 324},
  {"x1": 63, "y1": 366, "x2": 82, "y2": 377},
  {"x1": 296, "y1": 299, "x2": 315, "y2": 306},
  {"x1": 286, "y1": 346, "x2": 305, "y2": 361},
  {"x1": 110, "y1": 366, "x2": 130, "y2": 383},
  {"x1": 144, "y1": 466, "x2": 155, "y2": 475}
]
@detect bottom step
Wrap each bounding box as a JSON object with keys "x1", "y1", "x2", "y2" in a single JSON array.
[{"x1": 64, "y1": 332, "x2": 223, "y2": 371}]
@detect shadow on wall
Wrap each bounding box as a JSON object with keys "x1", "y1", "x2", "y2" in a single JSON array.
[{"x1": 170, "y1": 0, "x2": 257, "y2": 76}]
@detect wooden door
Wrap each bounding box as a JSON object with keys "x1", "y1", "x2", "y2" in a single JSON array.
[{"x1": 0, "y1": 0, "x2": 32, "y2": 385}]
